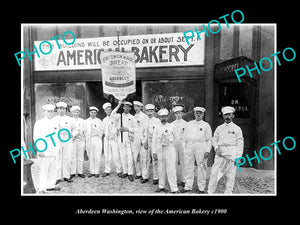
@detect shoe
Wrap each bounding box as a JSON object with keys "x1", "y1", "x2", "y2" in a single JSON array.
[
  {"x1": 64, "y1": 178, "x2": 73, "y2": 183},
  {"x1": 180, "y1": 189, "x2": 192, "y2": 193},
  {"x1": 155, "y1": 188, "x2": 166, "y2": 193},
  {"x1": 197, "y1": 190, "x2": 206, "y2": 194},
  {"x1": 55, "y1": 179, "x2": 62, "y2": 185},
  {"x1": 95, "y1": 174, "x2": 100, "y2": 178},
  {"x1": 177, "y1": 182, "x2": 185, "y2": 187},
  {"x1": 46, "y1": 187, "x2": 61, "y2": 191},
  {"x1": 88, "y1": 174, "x2": 95, "y2": 178},
  {"x1": 171, "y1": 191, "x2": 181, "y2": 194},
  {"x1": 134, "y1": 175, "x2": 142, "y2": 179},
  {"x1": 140, "y1": 178, "x2": 149, "y2": 184},
  {"x1": 153, "y1": 179, "x2": 158, "y2": 185},
  {"x1": 117, "y1": 172, "x2": 123, "y2": 178},
  {"x1": 102, "y1": 172, "x2": 110, "y2": 177},
  {"x1": 121, "y1": 173, "x2": 128, "y2": 178},
  {"x1": 70, "y1": 174, "x2": 75, "y2": 179},
  {"x1": 78, "y1": 174, "x2": 85, "y2": 178},
  {"x1": 128, "y1": 175, "x2": 134, "y2": 182}
]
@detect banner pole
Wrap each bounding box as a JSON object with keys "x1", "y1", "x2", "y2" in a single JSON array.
[{"x1": 116, "y1": 27, "x2": 124, "y2": 143}]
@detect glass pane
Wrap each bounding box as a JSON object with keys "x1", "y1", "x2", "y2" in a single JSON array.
[
  {"x1": 126, "y1": 25, "x2": 148, "y2": 35},
  {"x1": 34, "y1": 83, "x2": 86, "y2": 121},
  {"x1": 239, "y1": 25, "x2": 253, "y2": 58},
  {"x1": 218, "y1": 83, "x2": 250, "y2": 118},
  {"x1": 142, "y1": 80, "x2": 205, "y2": 122},
  {"x1": 220, "y1": 26, "x2": 234, "y2": 60}
]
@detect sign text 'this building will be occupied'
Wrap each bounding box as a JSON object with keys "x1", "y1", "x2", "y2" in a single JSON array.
[{"x1": 14, "y1": 31, "x2": 76, "y2": 66}]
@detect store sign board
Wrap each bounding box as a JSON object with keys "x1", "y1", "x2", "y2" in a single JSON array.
[
  {"x1": 100, "y1": 51, "x2": 136, "y2": 100},
  {"x1": 34, "y1": 32, "x2": 205, "y2": 71}
]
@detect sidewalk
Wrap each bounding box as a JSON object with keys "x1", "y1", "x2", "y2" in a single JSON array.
[{"x1": 28, "y1": 155, "x2": 275, "y2": 195}]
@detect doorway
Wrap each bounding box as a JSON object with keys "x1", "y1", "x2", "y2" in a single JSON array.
[{"x1": 214, "y1": 79, "x2": 259, "y2": 167}]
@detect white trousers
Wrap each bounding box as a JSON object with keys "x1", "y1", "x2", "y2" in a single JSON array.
[
  {"x1": 175, "y1": 140, "x2": 185, "y2": 183},
  {"x1": 149, "y1": 139, "x2": 158, "y2": 180},
  {"x1": 104, "y1": 138, "x2": 122, "y2": 174},
  {"x1": 140, "y1": 144, "x2": 150, "y2": 179},
  {"x1": 184, "y1": 142, "x2": 207, "y2": 191},
  {"x1": 38, "y1": 156, "x2": 57, "y2": 191},
  {"x1": 86, "y1": 136, "x2": 102, "y2": 174},
  {"x1": 57, "y1": 141, "x2": 73, "y2": 179},
  {"x1": 157, "y1": 146, "x2": 178, "y2": 192},
  {"x1": 208, "y1": 155, "x2": 237, "y2": 194},
  {"x1": 132, "y1": 137, "x2": 143, "y2": 176},
  {"x1": 119, "y1": 141, "x2": 134, "y2": 175},
  {"x1": 71, "y1": 138, "x2": 85, "y2": 174}
]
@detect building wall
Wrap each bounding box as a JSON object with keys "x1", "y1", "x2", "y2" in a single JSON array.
[
  {"x1": 257, "y1": 26, "x2": 275, "y2": 169},
  {"x1": 23, "y1": 24, "x2": 275, "y2": 169}
]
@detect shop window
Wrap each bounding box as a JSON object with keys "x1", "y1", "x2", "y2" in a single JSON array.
[
  {"x1": 218, "y1": 83, "x2": 250, "y2": 118},
  {"x1": 102, "y1": 25, "x2": 121, "y2": 37},
  {"x1": 151, "y1": 25, "x2": 174, "y2": 34},
  {"x1": 220, "y1": 26, "x2": 234, "y2": 60},
  {"x1": 142, "y1": 80, "x2": 205, "y2": 122},
  {"x1": 239, "y1": 25, "x2": 253, "y2": 58},
  {"x1": 34, "y1": 83, "x2": 86, "y2": 121},
  {"x1": 126, "y1": 25, "x2": 148, "y2": 35}
]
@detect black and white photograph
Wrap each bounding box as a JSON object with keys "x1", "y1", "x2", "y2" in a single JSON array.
[{"x1": 20, "y1": 23, "x2": 276, "y2": 196}]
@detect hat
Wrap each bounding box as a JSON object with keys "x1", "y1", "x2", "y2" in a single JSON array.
[
  {"x1": 133, "y1": 101, "x2": 143, "y2": 107},
  {"x1": 102, "y1": 102, "x2": 112, "y2": 110},
  {"x1": 42, "y1": 104, "x2": 55, "y2": 111},
  {"x1": 158, "y1": 108, "x2": 169, "y2": 116},
  {"x1": 221, "y1": 106, "x2": 235, "y2": 114},
  {"x1": 70, "y1": 105, "x2": 80, "y2": 112},
  {"x1": 56, "y1": 101, "x2": 67, "y2": 108},
  {"x1": 173, "y1": 106, "x2": 183, "y2": 113},
  {"x1": 193, "y1": 106, "x2": 206, "y2": 112},
  {"x1": 145, "y1": 104, "x2": 155, "y2": 110},
  {"x1": 89, "y1": 106, "x2": 99, "y2": 112},
  {"x1": 123, "y1": 101, "x2": 132, "y2": 106}
]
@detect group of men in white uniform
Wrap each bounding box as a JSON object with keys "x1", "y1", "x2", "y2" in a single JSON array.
[{"x1": 34, "y1": 99, "x2": 244, "y2": 194}]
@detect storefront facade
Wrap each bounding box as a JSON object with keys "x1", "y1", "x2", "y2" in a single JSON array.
[{"x1": 22, "y1": 24, "x2": 275, "y2": 169}]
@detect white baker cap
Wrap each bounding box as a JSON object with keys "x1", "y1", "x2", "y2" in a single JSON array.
[
  {"x1": 102, "y1": 102, "x2": 112, "y2": 110},
  {"x1": 42, "y1": 104, "x2": 55, "y2": 111},
  {"x1": 89, "y1": 106, "x2": 99, "y2": 112},
  {"x1": 56, "y1": 101, "x2": 67, "y2": 108},
  {"x1": 145, "y1": 104, "x2": 155, "y2": 110},
  {"x1": 221, "y1": 106, "x2": 235, "y2": 114},
  {"x1": 158, "y1": 108, "x2": 169, "y2": 116},
  {"x1": 173, "y1": 106, "x2": 183, "y2": 113},
  {"x1": 193, "y1": 106, "x2": 206, "y2": 113},
  {"x1": 133, "y1": 101, "x2": 143, "y2": 107},
  {"x1": 123, "y1": 101, "x2": 132, "y2": 106},
  {"x1": 70, "y1": 105, "x2": 80, "y2": 112}
]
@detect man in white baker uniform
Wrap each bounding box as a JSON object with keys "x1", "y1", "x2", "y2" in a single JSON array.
[
  {"x1": 102, "y1": 101, "x2": 123, "y2": 178},
  {"x1": 181, "y1": 106, "x2": 212, "y2": 194},
  {"x1": 132, "y1": 100, "x2": 148, "y2": 180},
  {"x1": 142, "y1": 104, "x2": 160, "y2": 184},
  {"x1": 85, "y1": 106, "x2": 104, "y2": 178},
  {"x1": 171, "y1": 106, "x2": 187, "y2": 187},
  {"x1": 118, "y1": 101, "x2": 135, "y2": 182},
  {"x1": 152, "y1": 108, "x2": 180, "y2": 194},
  {"x1": 70, "y1": 105, "x2": 86, "y2": 179},
  {"x1": 52, "y1": 101, "x2": 73, "y2": 183},
  {"x1": 208, "y1": 106, "x2": 244, "y2": 194},
  {"x1": 33, "y1": 104, "x2": 61, "y2": 193}
]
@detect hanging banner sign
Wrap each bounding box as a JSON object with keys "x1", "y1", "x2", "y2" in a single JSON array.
[
  {"x1": 33, "y1": 32, "x2": 205, "y2": 71},
  {"x1": 100, "y1": 51, "x2": 136, "y2": 100}
]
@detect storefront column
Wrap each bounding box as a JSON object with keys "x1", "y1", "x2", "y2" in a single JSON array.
[
  {"x1": 204, "y1": 27, "x2": 218, "y2": 127},
  {"x1": 23, "y1": 25, "x2": 35, "y2": 158}
]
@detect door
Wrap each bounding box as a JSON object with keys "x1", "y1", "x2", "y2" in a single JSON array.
[
  {"x1": 214, "y1": 79, "x2": 259, "y2": 167},
  {"x1": 142, "y1": 79, "x2": 206, "y2": 122}
]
